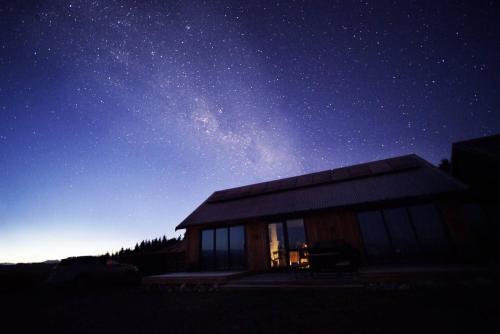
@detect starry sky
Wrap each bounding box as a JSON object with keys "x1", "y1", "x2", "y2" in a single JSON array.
[{"x1": 1, "y1": 0, "x2": 499, "y2": 262}]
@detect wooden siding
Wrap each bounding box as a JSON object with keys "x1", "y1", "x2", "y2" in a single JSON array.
[
  {"x1": 184, "y1": 222, "x2": 269, "y2": 271},
  {"x1": 245, "y1": 222, "x2": 269, "y2": 271},
  {"x1": 185, "y1": 226, "x2": 200, "y2": 270},
  {"x1": 184, "y1": 204, "x2": 483, "y2": 270},
  {"x1": 184, "y1": 211, "x2": 364, "y2": 271},
  {"x1": 304, "y1": 210, "x2": 364, "y2": 254},
  {"x1": 438, "y1": 201, "x2": 478, "y2": 260}
]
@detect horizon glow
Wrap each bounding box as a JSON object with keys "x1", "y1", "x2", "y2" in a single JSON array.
[{"x1": 1, "y1": 1, "x2": 499, "y2": 263}]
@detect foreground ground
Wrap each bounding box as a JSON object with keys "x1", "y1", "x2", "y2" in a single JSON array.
[{"x1": 2, "y1": 283, "x2": 499, "y2": 334}]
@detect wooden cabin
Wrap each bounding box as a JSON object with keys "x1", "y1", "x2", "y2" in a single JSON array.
[{"x1": 176, "y1": 154, "x2": 487, "y2": 272}]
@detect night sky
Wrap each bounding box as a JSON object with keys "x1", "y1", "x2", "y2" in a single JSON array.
[{"x1": 1, "y1": 1, "x2": 499, "y2": 262}]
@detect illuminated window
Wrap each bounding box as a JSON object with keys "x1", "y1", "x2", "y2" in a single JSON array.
[
  {"x1": 268, "y1": 219, "x2": 309, "y2": 268},
  {"x1": 268, "y1": 222, "x2": 286, "y2": 268}
]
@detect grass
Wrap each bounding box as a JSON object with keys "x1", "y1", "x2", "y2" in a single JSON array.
[{"x1": 2, "y1": 284, "x2": 499, "y2": 333}]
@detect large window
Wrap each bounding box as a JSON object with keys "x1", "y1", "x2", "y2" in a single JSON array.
[
  {"x1": 268, "y1": 219, "x2": 309, "y2": 268},
  {"x1": 229, "y1": 226, "x2": 245, "y2": 269},
  {"x1": 268, "y1": 223, "x2": 286, "y2": 268},
  {"x1": 201, "y1": 229, "x2": 215, "y2": 270},
  {"x1": 200, "y1": 225, "x2": 245, "y2": 270},
  {"x1": 409, "y1": 204, "x2": 451, "y2": 257},
  {"x1": 357, "y1": 204, "x2": 452, "y2": 264},
  {"x1": 215, "y1": 228, "x2": 229, "y2": 270},
  {"x1": 358, "y1": 211, "x2": 393, "y2": 263},
  {"x1": 383, "y1": 208, "x2": 420, "y2": 259}
]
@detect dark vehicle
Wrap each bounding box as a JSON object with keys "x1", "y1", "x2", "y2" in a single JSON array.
[
  {"x1": 309, "y1": 240, "x2": 360, "y2": 272},
  {"x1": 47, "y1": 256, "x2": 141, "y2": 288}
]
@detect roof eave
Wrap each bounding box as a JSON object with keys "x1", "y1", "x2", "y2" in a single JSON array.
[{"x1": 177, "y1": 187, "x2": 470, "y2": 229}]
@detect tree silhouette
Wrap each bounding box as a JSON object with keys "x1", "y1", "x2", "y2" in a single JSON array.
[
  {"x1": 438, "y1": 158, "x2": 451, "y2": 174},
  {"x1": 109, "y1": 235, "x2": 182, "y2": 261}
]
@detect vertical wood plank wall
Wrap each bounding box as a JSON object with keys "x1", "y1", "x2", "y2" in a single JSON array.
[
  {"x1": 438, "y1": 201, "x2": 477, "y2": 260},
  {"x1": 183, "y1": 203, "x2": 480, "y2": 270},
  {"x1": 185, "y1": 226, "x2": 200, "y2": 270},
  {"x1": 184, "y1": 211, "x2": 365, "y2": 271},
  {"x1": 304, "y1": 210, "x2": 364, "y2": 254},
  {"x1": 245, "y1": 222, "x2": 269, "y2": 271}
]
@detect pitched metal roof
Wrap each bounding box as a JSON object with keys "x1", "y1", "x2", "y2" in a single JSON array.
[
  {"x1": 452, "y1": 134, "x2": 500, "y2": 162},
  {"x1": 176, "y1": 154, "x2": 467, "y2": 230}
]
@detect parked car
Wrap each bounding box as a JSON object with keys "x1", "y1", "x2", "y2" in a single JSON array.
[
  {"x1": 309, "y1": 240, "x2": 360, "y2": 272},
  {"x1": 47, "y1": 256, "x2": 140, "y2": 288}
]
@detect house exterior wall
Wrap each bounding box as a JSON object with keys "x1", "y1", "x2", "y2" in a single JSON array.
[
  {"x1": 437, "y1": 200, "x2": 477, "y2": 261},
  {"x1": 304, "y1": 209, "x2": 364, "y2": 256},
  {"x1": 245, "y1": 221, "x2": 269, "y2": 271},
  {"x1": 183, "y1": 200, "x2": 483, "y2": 271},
  {"x1": 185, "y1": 226, "x2": 200, "y2": 270},
  {"x1": 184, "y1": 222, "x2": 270, "y2": 271},
  {"x1": 183, "y1": 209, "x2": 365, "y2": 271}
]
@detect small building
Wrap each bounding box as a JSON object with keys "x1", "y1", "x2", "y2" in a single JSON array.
[
  {"x1": 176, "y1": 154, "x2": 486, "y2": 272},
  {"x1": 451, "y1": 134, "x2": 500, "y2": 261},
  {"x1": 452, "y1": 134, "x2": 500, "y2": 199}
]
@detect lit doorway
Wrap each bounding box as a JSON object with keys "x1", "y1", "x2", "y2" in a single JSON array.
[{"x1": 268, "y1": 219, "x2": 309, "y2": 269}]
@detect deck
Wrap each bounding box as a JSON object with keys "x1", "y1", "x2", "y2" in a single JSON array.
[
  {"x1": 142, "y1": 265, "x2": 499, "y2": 289},
  {"x1": 358, "y1": 264, "x2": 499, "y2": 283},
  {"x1": 142, "y1": 270, "x2": 247, "y2": 286},
  {"x1": 223, "y1": 272, "x2": 363, "y2": 289}
]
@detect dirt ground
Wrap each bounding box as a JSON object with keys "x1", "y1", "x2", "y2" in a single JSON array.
[{"x1": 2, "y1": 284, "x2": 499, "y2": 334}]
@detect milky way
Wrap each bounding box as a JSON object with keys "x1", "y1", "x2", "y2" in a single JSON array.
[{"x1": 1, "y1": 1, "x2": 499, "y2": 262}]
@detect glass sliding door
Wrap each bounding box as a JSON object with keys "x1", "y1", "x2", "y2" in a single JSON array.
[
  {"x1": 268, "y1": 219, "x2": 309, "y2": 269},
  {"x1": 201, "y1": 229, "x2": 215, "y2": 270},
  {"x1": 358, "y1": 211, "x2": 393, "y2": 263},
  {"x1": 268, "y1": 223, "x2": 286, "y2": 268},
  {"x1": 408, "y1": 204, "x2": 451, "y2": 258},
  {"x1": 200, "y1": 225, "x2": 246, "y2": 270},
  {"x1": 357, "y1": 204, "x2": 452, "y2": 264},
  {"x1": 286, "y1": 219, "x2": 309, "y2": 268},
  {"x1": 383, "y1": 208, "x2": 421, "y2": 261},
  {"x1": 229, "y1": 226, "x2": 245, "y2": 269},
  {"x1": 215, "y1": 228, "x2": 229, "y2": 270}
]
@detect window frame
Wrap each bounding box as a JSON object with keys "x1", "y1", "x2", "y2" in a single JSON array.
[
  {"x1": 199, "y1": 224, "x2": 247, "y2": 271},
  {"x1": 357, "y1": 203, "x2": 453, "y2": 264},
  {"x1": 266, "y1": 218, "x2": 309, "y2": 269}
]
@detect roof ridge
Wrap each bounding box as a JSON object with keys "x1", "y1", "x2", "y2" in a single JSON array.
[
  {"x1": 176, "y1": 154, "x2": 467, "y2": 230},
  {"x1": 213, "y1": 154, "x2": 418, "y2": 194},
  {"x1": 207, "y1": 154, "x2": 421, "y2": 204},
  {"x1": 411, "y1": 155, "x2": 468, "y2": 190}
]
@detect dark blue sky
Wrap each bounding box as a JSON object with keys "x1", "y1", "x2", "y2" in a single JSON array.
[{"x1": 1, "y1": 0, "x2": 499, "y2": 262}]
